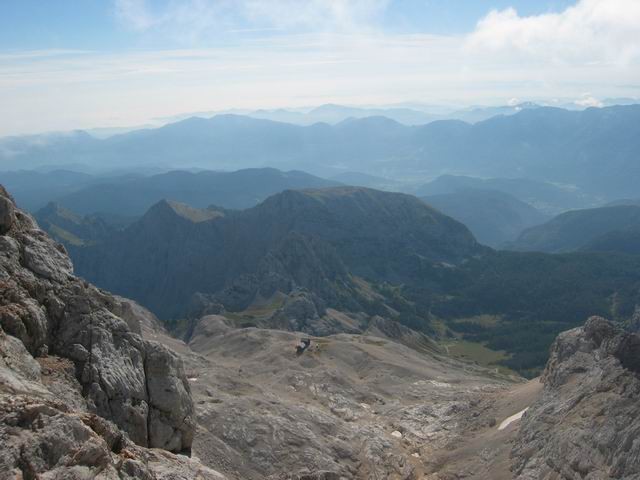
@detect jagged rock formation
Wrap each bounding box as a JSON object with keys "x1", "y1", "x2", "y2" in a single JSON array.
[
  {"x1": 0, "y1": 186, "x2": 210, "y2": 478},
  {"x1": 0, "y1": 384, "x2": 222, "y2": 479},
  {"x1": 513, "y1": 316, "x2": 640, "y2": 479}
]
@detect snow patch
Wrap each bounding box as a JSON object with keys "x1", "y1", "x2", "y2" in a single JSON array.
[{"x1": 498, "y1": 407, "x2": 528, "y2": 431}]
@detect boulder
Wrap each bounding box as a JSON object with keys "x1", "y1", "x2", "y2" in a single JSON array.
[{"x1": 145, "y1": 341, "x2": 195, "y2": 452}]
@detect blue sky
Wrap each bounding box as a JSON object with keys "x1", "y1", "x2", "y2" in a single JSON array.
[
  {"x1": 0, "y1": 0, "x2": 638, "y2": 135},
  {"x1": 0, "y1": 1, "x2": 576, "y2": 49}
]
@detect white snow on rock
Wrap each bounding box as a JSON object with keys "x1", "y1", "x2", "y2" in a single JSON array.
[{"x1": 498, "y1": 407, "x2": 528, "y2": 431}]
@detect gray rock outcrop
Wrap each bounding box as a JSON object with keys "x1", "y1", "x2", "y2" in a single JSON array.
[
  {"x1": 512, "y1": 316, "x2": 640, "y2": 479},
  {"x1": 0, "y1": 184, "x2": 197, "y2": 477}
]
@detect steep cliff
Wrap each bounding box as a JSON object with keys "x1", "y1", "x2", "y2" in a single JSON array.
[
  {"x1": 0, "y1": 186, "x2": 220, "y2": 478},
  {"x1": 513, "y1": 316, "x2": 640, "y2": 479}
]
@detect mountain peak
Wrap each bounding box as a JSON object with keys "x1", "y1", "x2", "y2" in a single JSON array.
[{"x1": 146, "y1": 199, "x2": 223, "y2": 223}]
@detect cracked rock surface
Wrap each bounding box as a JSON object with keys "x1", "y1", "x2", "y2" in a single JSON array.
[
  {"x1": 0, "y1": 185, "x2": 214, "y2": 479},
  {"x1": 513, "y1": 316, "x2": 640, "y2": 480}
]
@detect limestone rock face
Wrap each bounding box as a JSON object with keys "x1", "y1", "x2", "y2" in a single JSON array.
[
  {"x1": 145, "y1": 341, "x2": 195, "y2": 451},
  {"x1": 0, "y1": 317, "x2": 223, "y2": 479},
  {"x1": 0, "y1": 187, "x2": 16, "y2": 234},
  {"x1": 0, "y1": 396, "x2": 224, "y2": 480},
  {"x1": 512, "y1": 316, "x2": 640, "y2": 479},
  {"x1": 0, "y1": 185, "x2": 195, "y2": 457}
]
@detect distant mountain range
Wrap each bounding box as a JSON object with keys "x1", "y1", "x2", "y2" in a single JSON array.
[
  {"x1": 416, "y1": 174, "x2": 599, "y2": 215},
  {"x1": 155, "y1": 102, "x2": 543, "y2": 128},
  {"x1": 249, "y1": 103, "x2": 440, "y2": 126},
  {"x1": 52, "y1": 167, "x2": 339, "y2": 216},
  {"x1": 2, "y1": 166, "x2": 616, "y2": 250},
  {"x1": 1, "y1": 167, "x2": 339, "y2": 214},
  {"x1": 327, "y1": 171, "x2": 408, "y2": 193},
  {"x1": 2, "y1": 105, "x2": 639, "y2": 198},
  {"x1": 0, "y1": 168, "x2": 97, "y2": 211},
  {"x1": 421, "y1": 189, "x2": 548, "y2": 247},
  {"x1": 34, "y1": 202, "x2": 117, "y2": 246},
  {"x1": 508, "y1": 205, "x2": 640, "y2": 253}
]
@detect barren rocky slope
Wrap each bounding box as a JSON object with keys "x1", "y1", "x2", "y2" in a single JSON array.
[
  {"x1": 149, "y1": 314, "x2": 535, "y2": 480},
  {"x1": 0, "y1": 186, "x2": 223, "y2": 478},
  {"x1": 513, "y1": 316, "x2": 640, "y2": 480}
]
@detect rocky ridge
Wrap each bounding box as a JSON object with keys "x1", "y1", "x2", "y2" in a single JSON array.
[
  {"x1": 70, "y1": 186, "x2": 484, "y2": 319},
  {"x1": 513, "y1": 316, "x2": 640, "y2": 479},
  {"x1": 0, "y1": 186, "x2": 223, "y2": 478}
]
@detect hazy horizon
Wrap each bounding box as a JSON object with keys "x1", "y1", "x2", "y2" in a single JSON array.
[{"x1": 2, "y1": 0, "x2": 639, "y2": 136}]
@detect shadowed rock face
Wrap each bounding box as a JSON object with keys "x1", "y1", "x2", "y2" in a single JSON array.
[
  {"x1": 0, "y1": 185, "x2": 195, "y2": 458},
  {"x1": 71, "y1": 187, "x2": 484, "y2": 319},
  {"x1": 513, "y1": 316, "x2": 640, "y2": 479}
]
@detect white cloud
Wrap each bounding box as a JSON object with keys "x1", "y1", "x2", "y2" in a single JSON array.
[
  {"x1": 114, "y1": 0, "x2": 156, "y2": 31},
  {"x1": 467, "y1": 0, "x2": 640, "y2": 66},
  {"x1": 1, "y1": 0, "x2": 639, "y2": 135},
  {"x1": 0, "y1": 50, "x2": 91, "y2": 61},
  {"x1": 575, "y1": 94, "x2": 603, "y2": 107},
  {"x1": 242, "y1": 0, "x2": 390, "y2": 31},
  {"x1": 113, "y1": 0, "x2": 391, "y2": 39}
]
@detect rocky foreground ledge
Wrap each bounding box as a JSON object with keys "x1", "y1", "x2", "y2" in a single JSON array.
[
  {"x1": 0, "y1": 186, "x2": 225, "y2": 478},
  {"x1": 513, "y1": 316, "x2": 640, "y2": 480}
]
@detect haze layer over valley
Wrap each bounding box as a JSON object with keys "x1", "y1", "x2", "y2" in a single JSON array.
[{"x1": 3, "y1": 104, "x2": 640, "y2": 200}]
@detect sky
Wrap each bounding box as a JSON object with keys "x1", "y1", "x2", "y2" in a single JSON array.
[{"x1": 0, "y1": 0, "x2": 639, "y2": 136}]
